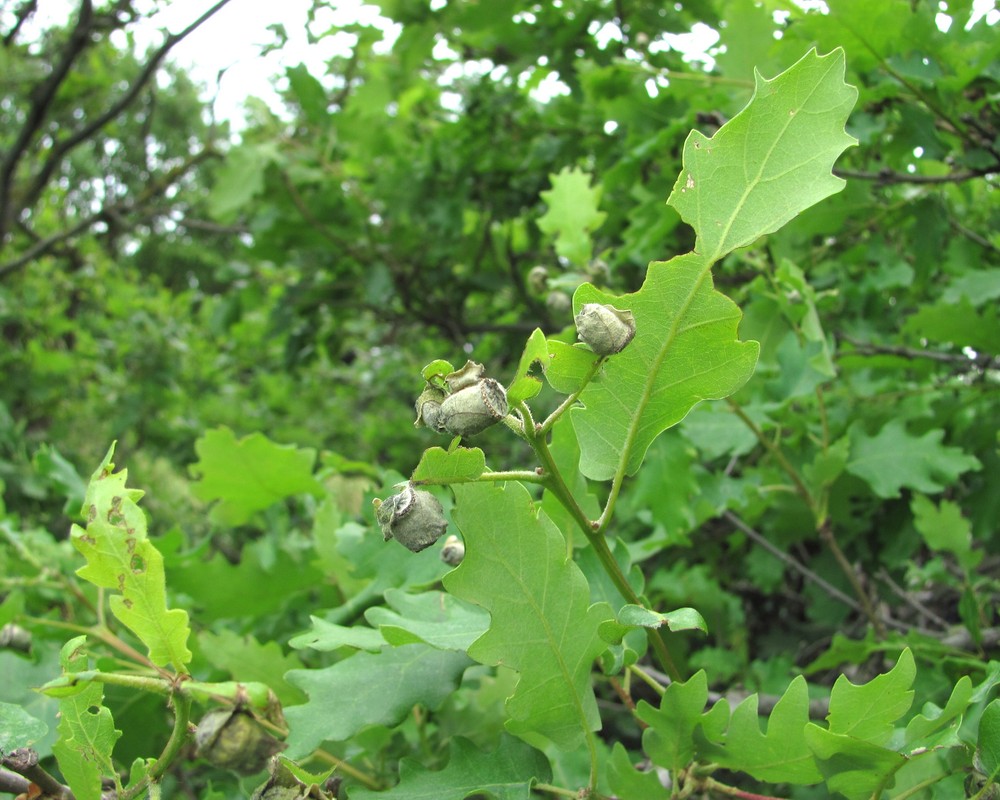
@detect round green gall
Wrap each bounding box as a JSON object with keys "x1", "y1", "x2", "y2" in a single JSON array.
[
  {"x1": 437, "y1": 377, "x2": 508, "y2": 436},
  {"x1": 575, "y1": 303, "x2": 636, "y2": 355},
  {"x1": 194, "y1": 707, "x2": 284, "y2": 775},
  {"x1": 374, "y1": 485, "x2": 448, "y2": 552}
]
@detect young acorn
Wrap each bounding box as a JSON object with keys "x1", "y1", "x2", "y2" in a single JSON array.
[
  {"x1": 575, "y1": 303, "x2": 636, "y2": 355},
  {"x1": 374, "y1": 485, "x2": 448, "y2": 552}
]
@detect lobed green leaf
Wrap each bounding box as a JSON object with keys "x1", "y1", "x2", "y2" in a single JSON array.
[
  {"x1": 803, "y1": 725, "x2": 907, "y2": 800},
  {"x1": 570, "y1": 253, "x2": 759, "y2": 480},
  {"x1": 569, "y1": 49, "x2": 857, "y2": 481},
  {"x1": 365, "y1": 588, "x2": 490, "y2": 651},
  {"x1": 846, "y1": 420, "x2": 981, "y2": 499},
  {"x1": 701, "y1": 676, "x2": 823, "y2": 784},
  {"x1": 190, "y1": 427, "x2": 326, "y2": 525},
  {"x1": 71, "y1": 444, "x2": 192, "y2": 670},
  {"x1": 537, "y1": 166, "x2": 607, "y2": 266},
  {"x1": 637, "y1": 670, "x2": 709, "y2": 775},
  {"x1": 51, "y1": 637, "x2": 121, "y2": 800},
  {"x1": 411, "y1": 446, "x2": 486, "y2": 483},
  {"x1": 826, "y1": 648, "x2": 915, "y2": 745},
  {"x1": 668, "y1": 48, "x2": 857, "y2": 262},
  {"x1": 283, "y1": 644, "x2": 471, "y2": 757},
  {"x1": 445, "y1": 479, "x2": 613, "y2": 749}
]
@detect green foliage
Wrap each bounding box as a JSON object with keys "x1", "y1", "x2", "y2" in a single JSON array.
[
  {"x1": 846, "y1": 419, "x2": 982, "y2": 499},
  {"x1": 1, "y1": 2, "x2": 998, "y2": 799},
  {"x1": 570, "y1": 255, "x2": 759, "y2": 480},
  {"x1": 537, "y1": 167, "x2": 608, "y2": 267},
  {"x1": 0, "y1": 701, "x2": 48, "y2": 752},
  {"x1": 190, "y1": 427, "x2": 327, "y2": 525},
  {"x1": 284, "y1": 644, "x2": 472, "y2": 758}
]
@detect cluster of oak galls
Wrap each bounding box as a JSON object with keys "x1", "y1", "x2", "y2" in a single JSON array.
[{"x1": 374, "y1": 302, "x2": 636, "y2": 558}]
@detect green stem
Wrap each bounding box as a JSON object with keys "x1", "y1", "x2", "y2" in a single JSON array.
[
  {"x1": 891, "y1": 774, "x2": 948, "y2": 800},
  {"x1": 26, "y1": 616, "x2": 169, "y2": 676},
  {"x1": 815, "y1": 385, "x2": 830, "y2": 453},
  {"x1": 44, "y1": 669, "x2": 172, "y2": 696},
  {"x1": 628, "y1": 663, "x2": 666, "y2": 696},
  {"x1": 121, "y1": 694, "x2": 193, "y2": 800},
  {"x1": 310, "y1": 749, "x2": 383, "y2": 789},
  {"x1": 533, "y1": 782, "x2": 597, "y2": 799},
  {"x1": 818, "y1": 521, "x2": 885, "y2": 638},
  {"x1": 413, "y1": 469, "x2": 547, "y2": 487}
]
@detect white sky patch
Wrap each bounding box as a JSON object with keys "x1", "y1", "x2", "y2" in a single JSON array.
[
  {"x1": 968, "y1": 0, "x2": 999, "y2": 26},
  {"x1": 648, "y1": 22, "x2": 719, "y2": 69},
  {"x1": 530, "y1": 70, "x2": 572, "y2": 103},
  {"x1": 15, "y1": 0, "x2": 998, "y2": 130},
  {"x1": 588, "y1": 19, "x2": 623, "y2": 49},
  {"x1": 129, "y1": 0, "x2": 400, "y2": 128}
]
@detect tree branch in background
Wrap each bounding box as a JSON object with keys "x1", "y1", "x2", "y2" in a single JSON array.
[
  {"x1": 840, "y1": 334, "x2": 998, "y2": 370},
  {"x1": 0, "y1": 148, "x2": 218, "y2": 279},
  {"x1": 15, "y1": 0, "x2": 235, "y2": 221},
  {"x1": 0, "y1": 0, "x2": 233, "y2": 258},
  {"x1": 1, "y1": 0, "x2": 39, "y2": 46},
  {"x1": 0, "y1": 0, "x2": 94, "y2": 242},
  {"x1": 1, "y1": 749, "x2": 72, "y2": 800},
  {"x1": 948, "y1": 215, "x2": 1000, "y2": 254},
  {"x1": 834, "y1": 165, "x2": 999, "y2": 186}
]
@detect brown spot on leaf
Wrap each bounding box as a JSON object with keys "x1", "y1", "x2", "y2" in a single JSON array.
[{"x1": 108, "y1": 496, "x2": 126, "y2": 526}]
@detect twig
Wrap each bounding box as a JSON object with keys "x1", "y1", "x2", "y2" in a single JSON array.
[
  {"x1": 0, "y1": 0, "x2": 94, "y2": 241},
  {"x1": 700, "y1": 777, "x2": 787, "y2": 800},
  {"x1": 840, "y1": 335, "x2": 995, "y2": 368},
  {"x1": 818, "y1": 519, "x2": 886, "y2": 638},
  {"x1": 0, "y1": 149, "x2": 216, "y2": 278},
  {"x1": 15, "y1": 0, "x2": 234, "y2": 218},
  {"x1": 0, "y1": 769, "x2": 30, "y2": 797},
  {"x1": 949, "y1": 216, "x2": 1000, "y2": 254},
  {"x1": 834, "y1": 165, "x2": 998, "y2": 185},
  {"x1": 725, "y1": 400, "x2": 815, "y2": 511},
  {"x1": 876, "y1": 568, "x2": 950, "y2": 630},
  {"x1": 722, "y1": 512, "x2": 862, "y2": 613},
  {"x1": 1, "y1": 0, "x2": 39, "y2": 45},
  {"x1": 1, "y1": 749, "x2": 73, "y2": 800}
]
